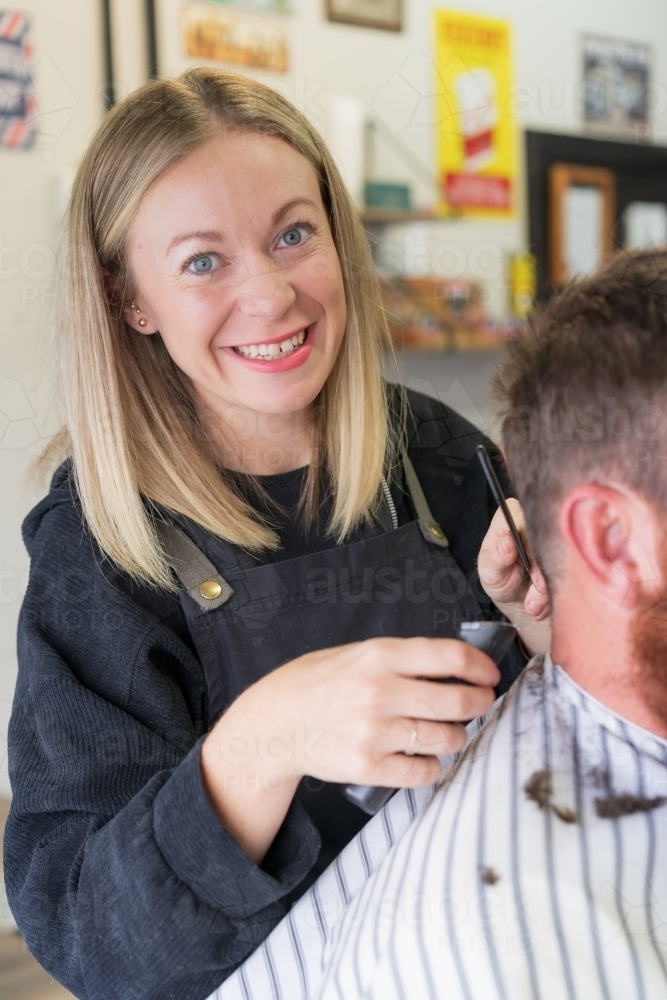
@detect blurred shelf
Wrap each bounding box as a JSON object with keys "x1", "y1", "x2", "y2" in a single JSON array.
[{"x1": 362, "y1": 208, "x2": 437, "y2": 224}]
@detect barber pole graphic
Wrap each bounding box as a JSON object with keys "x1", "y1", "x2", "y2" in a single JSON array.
[{"x1": 0, "y1": 11, "x2": 35, "y2": 148}]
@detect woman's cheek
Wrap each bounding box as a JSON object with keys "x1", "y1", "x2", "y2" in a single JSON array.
[
  {"x1": 310, "y1": 262, "x2": 347, "y2": 331},
  {"x1": 163, "y1": 292, "x2": 229, "y2": 343},
  {"x1": 299, "y1": 253, "x2": 332, "y2": 285},
  {"x1": 157, "y1": 313, "x2": 218, "y2": 374},
  {"x1": 297, "y1": 245, "x2": 343, "y2": 292}
]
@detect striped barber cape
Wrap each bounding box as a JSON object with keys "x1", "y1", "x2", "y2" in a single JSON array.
[{"x1": 211, "y1": 656, "x2": 667, "y2": 1000}]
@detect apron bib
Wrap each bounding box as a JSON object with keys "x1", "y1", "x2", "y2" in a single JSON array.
[{"x1": 158, "y1": 455, "x2": 488, "y2": 883}]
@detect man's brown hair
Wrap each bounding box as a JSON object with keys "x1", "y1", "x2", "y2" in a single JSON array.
[{"x1": 494, "y1": 249, "x2": 667, "y2": 583}]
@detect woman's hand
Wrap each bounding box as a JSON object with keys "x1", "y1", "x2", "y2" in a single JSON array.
[
  {"x1": 478, "y1": 498, "x2": 551, "y2": 656},
  {"x1": 201, "y1": 637, "x2": 499, "y2": 862}
]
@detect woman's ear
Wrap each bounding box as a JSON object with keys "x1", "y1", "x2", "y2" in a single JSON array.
[
  {"x1": 101, "y1": 267, "x2": 120, "y2": 308},
  {"x1": 120, "y1": 299, "x2": 158, "y2": 335},
  {"x1": 101, "y1": 268, "x2": 157, "y2": 335},
  {"x1": 558, "y1": 484, "x2": 660, "y2": 609}
]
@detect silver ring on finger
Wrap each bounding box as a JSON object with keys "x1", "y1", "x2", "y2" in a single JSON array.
[{"x1": 405, "y1": 727, "x2": 419, "y2": 756}]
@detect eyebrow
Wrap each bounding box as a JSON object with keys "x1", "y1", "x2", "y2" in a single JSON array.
[
  {"x1": 271, "y1": 197, "x2": 319, "y2": 225},
  {"x1": 166, "y1": 230, "x2": 223, "y2": 254},
  {"x1": 166, "y1": 199, "x2": 319, "y2": 256}
]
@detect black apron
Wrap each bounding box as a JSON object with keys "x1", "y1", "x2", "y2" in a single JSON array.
[{"x1": 157, "y1": 455, "x2": 491, "y2": 884}]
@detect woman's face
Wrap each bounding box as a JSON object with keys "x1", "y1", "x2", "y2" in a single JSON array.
[{"x1": 123, "y1": 131, "x2": 347, "y2": 431}]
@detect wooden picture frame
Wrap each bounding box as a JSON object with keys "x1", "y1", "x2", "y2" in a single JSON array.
[
  {"x1": 548, "y1": 163, "x2": 616, "y2": 287},
  {"x1": 326, "y1": 0, "x2": 402, "y2": 32}
]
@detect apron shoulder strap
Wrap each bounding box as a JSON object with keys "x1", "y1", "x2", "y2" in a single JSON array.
[
  {"x1": 402, "y1": 452, "x2": 450, "y2": 548},
  {"x1": 156, "y1": 522, "x2": 233, "y2": 612},
  {"x1": 157, "y1": 454, "x2": 447, "y2": 604}
]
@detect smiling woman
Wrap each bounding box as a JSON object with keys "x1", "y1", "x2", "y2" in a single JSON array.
[
  {"x1": 54, "y1": 70, "x2": 390, "y2": 585},
  {"x1": 121, "y1": 132, "x2": 348, "y2": 470},
  {"x1": 4, "y1": 68, "x2": 550, "y2": 1000}
]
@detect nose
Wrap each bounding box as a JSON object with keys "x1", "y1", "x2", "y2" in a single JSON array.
[{"x1": 235, "y1": 259, "x2": 296, "y2": 320}]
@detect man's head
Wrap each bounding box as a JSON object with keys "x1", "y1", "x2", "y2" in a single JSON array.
[
  {"x1": 495, "y1": 250, "x2": 667, "y2": 729},
  {"x1": 497, "y1": 249, "x2": 667, "y2": 584}
]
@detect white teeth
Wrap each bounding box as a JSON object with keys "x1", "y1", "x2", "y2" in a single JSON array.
[{"x1": 234, "y1": 328, "x2": 308, "y2": 359}]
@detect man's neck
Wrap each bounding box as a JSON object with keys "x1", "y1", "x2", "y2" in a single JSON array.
[{"x1": 551, "y1": 603, "x2": 667, "y2": 740}]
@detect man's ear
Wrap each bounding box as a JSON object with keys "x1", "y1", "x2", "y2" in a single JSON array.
[
  {"x1": 558, "y1": 484, "x2": 660, "y2": 608},
  {"x1": 101, "y1": 268, "x2": 157, "y2": 335}
]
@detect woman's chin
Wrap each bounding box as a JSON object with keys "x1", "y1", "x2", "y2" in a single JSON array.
[
  {"x1": 222, "y1": 371, "x2": 326, "y2": 417},
  {"x1": 213, "y1": 350, "x2": 333, "y2": 415}
]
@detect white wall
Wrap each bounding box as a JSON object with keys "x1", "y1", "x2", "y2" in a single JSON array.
[
  {"x1": 158, "y1": 0, "x2": 667, "y2": 315},
  {"x1": 159, "y1": 0, "x2": 667, "y2": 186},
  {"x1": 0, "y1": 3, "x2": 105, "y2": 798},
  {"x1": 1, "y1": 0, "x2": 667, "y2": 798}
]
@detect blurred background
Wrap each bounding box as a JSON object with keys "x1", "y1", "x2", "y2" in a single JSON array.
[{"x1": 1, "y1": 1, "x2": 667, "y2": 994}]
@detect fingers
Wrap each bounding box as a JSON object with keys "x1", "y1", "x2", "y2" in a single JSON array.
[
  {"x1": 371, "y1": 716, "x2": 467, "y2": 761},
  {"x1": 478, "y1": 504, "x2": 530, "y2": 605},
  {"x1": 394, "y1": 676, "x2": 497, "y2": 724},
  {"x1": 524, "y1": 565, "x2": 550, "y2": 620},
  {"x1": 382, "y1": 636, "x2": 500, "y2": 688},
  {"x1": 480, "y1": 500, "x2": 526, "y2": 570},
  {"x1": 371, "y1": 748, "x2": 461, "y2": 788},
  {"x1": 355, "y1": 718, "x2": 468, "y2": 788},
  {"x1": 270, "y1": 637, "x2": 499, "y2": 789},
  {"x1": 356, "y1": 637, "x2": 499, "y2": 723},
  {"x1": 394, "y1": 718, "x2": 468, "y2": 757}
]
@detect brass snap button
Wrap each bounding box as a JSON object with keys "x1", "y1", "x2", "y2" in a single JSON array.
[
  {"x1": 199, "y1": 579, "x2": 222, "y2": 600},
  {"x1": 429, "y1": 523, "x2": 444, "y2": 539}
]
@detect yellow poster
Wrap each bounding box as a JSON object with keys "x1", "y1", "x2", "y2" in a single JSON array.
[{"x1": 434, "y1": 9, "x2": 516, "y2": 217}]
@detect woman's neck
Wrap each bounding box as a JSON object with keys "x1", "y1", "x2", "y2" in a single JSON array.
[{"x1": 200, "y1": 398, "x2": 315, "y2": 475}]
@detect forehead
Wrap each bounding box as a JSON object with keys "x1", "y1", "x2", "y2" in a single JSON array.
[{"x1": 133, "y1": 131, "x2": 323, "y2": 240}]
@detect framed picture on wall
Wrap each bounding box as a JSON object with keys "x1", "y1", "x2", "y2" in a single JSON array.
[
  {"x1": 326, "y1": 0, "x2": 402, "y2": 32},
  {"x1": 583, "y1": 35, "x2": 650, "y2": 138},
  {"x1": 181, "y1": 3, "x2": 289, "y2": 73},
  {"x1": 548, "y1": 163, "x2": 616, "y2": 287},
  {"x1": 147, "y1": 0, "x2": 292, "y2": 79}
]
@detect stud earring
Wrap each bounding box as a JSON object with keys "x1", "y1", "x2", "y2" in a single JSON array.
[{"x1": 129, "y1": 301, "x2": 147, "y2": 327}]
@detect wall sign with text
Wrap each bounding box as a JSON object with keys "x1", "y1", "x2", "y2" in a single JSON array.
[{"x1": 434, "y1": 9, "x2": 516, "y2": 218}]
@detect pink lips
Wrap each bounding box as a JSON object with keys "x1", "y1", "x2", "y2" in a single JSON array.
[{"x1": 222, "y1": 325, "x2": 314, "y2": 373}]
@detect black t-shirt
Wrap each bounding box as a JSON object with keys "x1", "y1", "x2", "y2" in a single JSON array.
[{"x1": 233, "y1": 464, "x2": 411, "y2": 562}]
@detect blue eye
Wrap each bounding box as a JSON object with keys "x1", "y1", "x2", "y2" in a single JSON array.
[
  {"x1": 191, "y1": 255, "x2": 214, "y2": 273},
  {"x1": 282, "y1": 227, "x2": 304, "y2": 246}
]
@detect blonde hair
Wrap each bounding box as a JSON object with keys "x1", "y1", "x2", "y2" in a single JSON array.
[{"x1": 47, "y1": 68, "x2": 396, "y2": 588}]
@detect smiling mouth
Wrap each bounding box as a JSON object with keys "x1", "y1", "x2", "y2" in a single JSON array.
[{"x1": 233, "y1": 328, "x2": 307, "y2": 360}]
